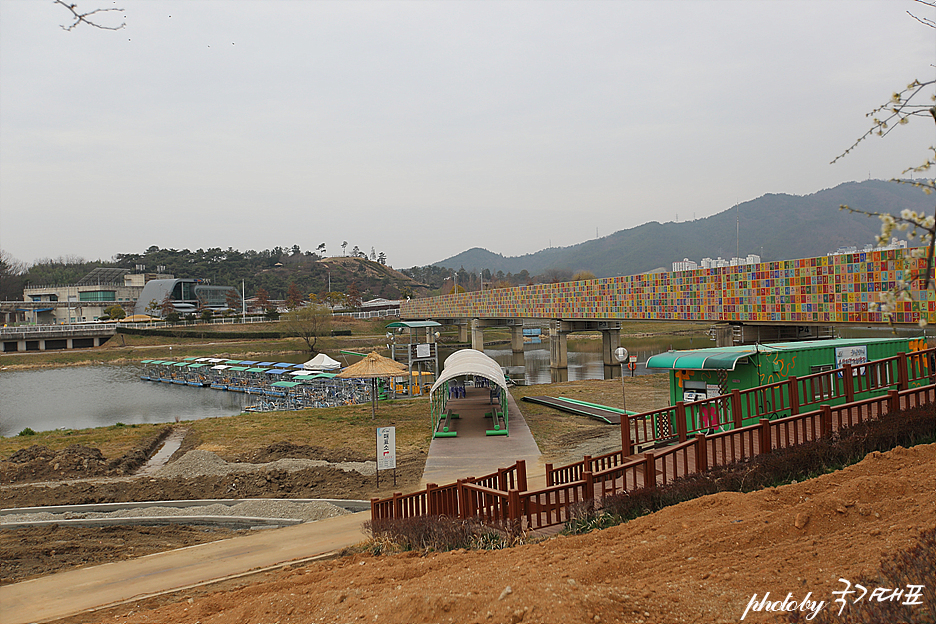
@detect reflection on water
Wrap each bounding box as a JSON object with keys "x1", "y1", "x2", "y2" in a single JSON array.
[{"x1": 0, "y1": 366, "x2": 245, "y2": 437}]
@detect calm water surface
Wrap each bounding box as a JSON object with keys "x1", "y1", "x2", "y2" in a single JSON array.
[{"x1": 0, "y1": 366, "x2": 245, "y2": 437}]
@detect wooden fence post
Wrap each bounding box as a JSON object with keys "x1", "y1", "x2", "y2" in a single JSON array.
[
  {"x1": 731, "y1": 390, "x2": 743, "y2": 429},
  {"x1": 516, "y1": 459, "x2": 528, "y2": 492},
  {"x1": 498, "y1": 467, "x2": 507, "y2": 492},
  {"x1": 694, "y1": 433, "x2": 708, "y2": 473},
  {"x1": 888, "y1": 389, "x2": 900, "y2": 413},
  {"x1": 456, "y1": 479, "x2": 467, "y2": 519},
  {"x1": 675, "y1": 401, "x2": 688, "y2": 442},
  {"x1": 820, "y1": 405, "x2": 833, "y2": 437},
  {"x1": 370, "y1": 498, "x2": 379, "y2": 522},
  {"x1": 788, "y1": 376, "x2": 799, "y2": 415},
  {"x1": 642, "y1": 453, "x2": 656, "y2": 490},
  {"x1": 545, "y1": 463, "x2": 553, "y2": 487},
  {"x1": 897, "y1": 352, "x2": 909, "y2": 391},
  {"x1": 583, "y1": 455, "x2": 592, "y2": 475},
  {"x1": 622, "y1": 417, "x2": 634, "y2": 457},
  {"x1": 426, "y1": 483, "x2": 437, "y2": 516},
  {"x1": 843, "y1": 364, "x2": 855, "y2": 403},
  {"x1": 392, "y1": 492, "x2": 403, "y2": 519},
  {"x1": 583, "y1": 471, "x2": 595, "y2": 502},
  {"x1": 759, "y1": 418, "x2": 772, "y2": 454},
  {"x1": 508, "y1": 488, "x2": 520, "y2": 522}
]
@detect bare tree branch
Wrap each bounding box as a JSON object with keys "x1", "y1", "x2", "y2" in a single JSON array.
[
  {"x1": 54, "y1": 0, "x2": 125, "y2": 31},
  {"x1": 908, "y1": 0, "x2": 936, "y2": 29}
]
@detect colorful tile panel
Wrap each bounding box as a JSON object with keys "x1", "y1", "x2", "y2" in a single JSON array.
[{"x1": 402, "y1": 249, "x2": 935, "y2": 325}]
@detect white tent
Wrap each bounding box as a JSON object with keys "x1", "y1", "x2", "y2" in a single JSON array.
[
  {"x1": 302, "y1": 353, "x2": 341, "y2": 371},
  {"x1": 429, "y1": 349, "x2": 508, "y2": 398}
]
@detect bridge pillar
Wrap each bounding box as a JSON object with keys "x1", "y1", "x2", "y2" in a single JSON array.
[
  {"x1": 549, "y1": 321, "x2": 568, "y2": 369},
  {"x1": 458, "y1": 322, "x2": 469, "y2": 343},
  {"x1": 66, "y1": 338, "x2": 74, "y2": 349},
  {"x1": 601, "y1": 328, "x2": 621, "y2": 365},
  {"x1": 510, "y1": 326, "x2": 524, "y2": 353},
  {"x1": 17, "y1": 340, "x2": 26, "y2": 352},
  {"x1": 471, "y1": 319, "x2": 485, "y2": 351}
]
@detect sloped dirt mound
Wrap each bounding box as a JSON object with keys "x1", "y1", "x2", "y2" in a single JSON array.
[
  {"x1": 75, "y1": 443, "x2": 936, "y2": 624},
  {"x1": 238, "y1": 442, "x2": 369, "y2": 464},
  {"x1": 2, "y1": 428, "x2": 173, "y2": 484},
  {"x1": 3, "y1": 445, "x2": 109, "y2": 482}
]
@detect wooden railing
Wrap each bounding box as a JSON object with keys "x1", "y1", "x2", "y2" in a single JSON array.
[
  {"x1": 370, "y1": 460, "x2": 527, "y2": 521},
  {"x1": 371, "y1": 348, "x2": 934, "y2": 530}
]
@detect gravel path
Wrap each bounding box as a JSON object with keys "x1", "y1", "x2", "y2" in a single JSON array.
[
  {"x1": 2, "y1": 499, "x2": 350, "y2": 525},
  {"x1": 155, "y1": 450, "x2": 377, "y2": 479}
]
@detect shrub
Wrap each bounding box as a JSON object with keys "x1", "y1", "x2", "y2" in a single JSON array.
[
  {"x1": 17, "y1": 427, "x2": 36, "y2": 436},
  {"x1": 363, "y1": 515, "x2": 528, "y2": 555}
]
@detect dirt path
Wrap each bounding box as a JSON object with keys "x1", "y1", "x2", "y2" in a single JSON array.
[{"x1": 27, "y1": 441, "x2": 936, "y2": 624}]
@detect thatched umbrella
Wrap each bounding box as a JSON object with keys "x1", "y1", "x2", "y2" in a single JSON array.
[{"x1": 336, "y1": 352, "x2": 408, "y2": 419}]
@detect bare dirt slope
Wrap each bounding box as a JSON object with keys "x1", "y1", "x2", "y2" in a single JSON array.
[{"x1": 69, "y1": 442, "x2": 936, "y2": 624}]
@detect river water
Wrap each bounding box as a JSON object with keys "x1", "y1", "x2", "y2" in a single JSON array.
[{"x1": 0, "y1": 333, "x2": 710, "y2": 436}]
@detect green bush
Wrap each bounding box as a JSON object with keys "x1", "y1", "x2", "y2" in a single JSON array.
[{"x1": 17, "y1": 427, "x2": 36, "y2": 436}]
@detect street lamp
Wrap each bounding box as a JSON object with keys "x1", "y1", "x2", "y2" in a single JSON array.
[{"x1": 614, "y1": 347, "x2": 628, "y2": 413}]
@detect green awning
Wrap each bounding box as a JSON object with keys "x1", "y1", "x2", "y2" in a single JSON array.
[
  {"x1": 246, "y1": 367, "x2": 269, "y2": 373},
  {"x1": 645, "y1": 349, "x2": 756, "y2": 371},
  {"x1": 227, "y1": 366, "x2": 249, "y2": 371},
  {"x1": 173, "y1": 362, "x2": 190, "y2": 367},
  {"x1": 270, "y1": 381, "x2": 301, "y2": 388}
]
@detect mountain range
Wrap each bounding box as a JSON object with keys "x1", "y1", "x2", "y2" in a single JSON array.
[{"x1": 431, "y1": 180, "x2": 933, "y2": 278}]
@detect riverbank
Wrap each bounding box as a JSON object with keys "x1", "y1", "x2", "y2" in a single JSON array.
[{"x1": 1, "y1": 374, "x2": 670, "y2": 584}]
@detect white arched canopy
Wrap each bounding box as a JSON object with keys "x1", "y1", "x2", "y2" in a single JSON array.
[{"x1": 429, "y1": 349, "x2": 507, "y2": 399}]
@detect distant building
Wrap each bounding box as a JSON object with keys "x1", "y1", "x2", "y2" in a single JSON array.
[
  {"x1": 828, "y1": 238, "x2": 907, "y2": 256},
  {"x1": 672, "y1": 258, "x2": 698, "y2": 272},
  {"x1": 24, "y1": 268, "x2": 173, "y2": 324},
  {"x1": 133, "y1": 279, "x2": 239, "y2": 317}
]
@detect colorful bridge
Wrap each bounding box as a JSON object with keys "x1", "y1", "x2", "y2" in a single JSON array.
[{"x1": 401, "y1": 247, "x2": 935, "y2": 366}]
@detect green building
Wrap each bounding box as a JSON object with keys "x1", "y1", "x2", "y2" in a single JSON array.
[{"x1": 645, "y1": 336, "x2": 928, "y2": 429}]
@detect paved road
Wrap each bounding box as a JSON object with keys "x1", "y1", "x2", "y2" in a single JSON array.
[
  {"x1": 0, "y1": 511, "x2": 369, "y2": 624},
  {"x1": 421, "y1": 386, "x2": 545, "y2": 488}
]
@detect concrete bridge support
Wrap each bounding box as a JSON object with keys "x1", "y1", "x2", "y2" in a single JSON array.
[
  {"x1": 549, "y1": 322, "x2": 568, "y2": 369},
  {"x1": 458, "y1": 323, "x2": 469, "y2": 343},
  {"x1": 510, "y1": 325, "x2": 525, "y2": 353},
  {"x1": 602, "y1": 328, "x2": 621, "y2": 366},
  {"x1": 549, "y1": 319, "x2": 622, "y2": 369},
  {"x1": 471, "y1": 319, "x2": 486, "y2": 351}
]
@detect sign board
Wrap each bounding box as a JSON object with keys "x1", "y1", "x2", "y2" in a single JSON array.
[
  {"x1": 628, "y1": 355, "x2": 637, "y2": 363},
  {"x1": 835, "y1": 345, "x2": 868, "y2": 368},
  {"x1": 410, "y1": 343, "x2": 435, "y2": 361},
  {"x1": 376, "y1": 426, "x2": 396, "y2": 470}
]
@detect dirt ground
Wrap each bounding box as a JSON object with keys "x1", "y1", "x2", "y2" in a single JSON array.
[
  {"x1": 0, "y1": 524, "x2": 253, "y2": 584},
  {"x1": 0, "y1": 441, "x2": 426, "y2": 585},
  {"x1": 45, "y1": 442, "x2": 936, "y2": 624}
]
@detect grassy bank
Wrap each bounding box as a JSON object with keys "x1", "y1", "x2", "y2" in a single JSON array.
[{"x1": 0, "y1": 377, "x2": 672, "y2": 464}]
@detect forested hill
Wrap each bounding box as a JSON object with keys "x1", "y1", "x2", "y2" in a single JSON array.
[
  {"x1": 433, "y1": 180, "x2": 933, "y2": 278},
  {"x1": 9, "y1": 248, "x2": 427, "y2": 302}
]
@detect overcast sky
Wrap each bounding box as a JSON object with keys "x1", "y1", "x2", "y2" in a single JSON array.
[{"x1": 1, "y1": 0, "x2": 933, "y2": 270}]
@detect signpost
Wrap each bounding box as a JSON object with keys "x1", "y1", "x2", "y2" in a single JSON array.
[
  {"x1": 614, "y1": 347, "x2": 629, "y2": 414},
  {"x1": 376, "y1": 426, "x2": 396, "y2": 487}
]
